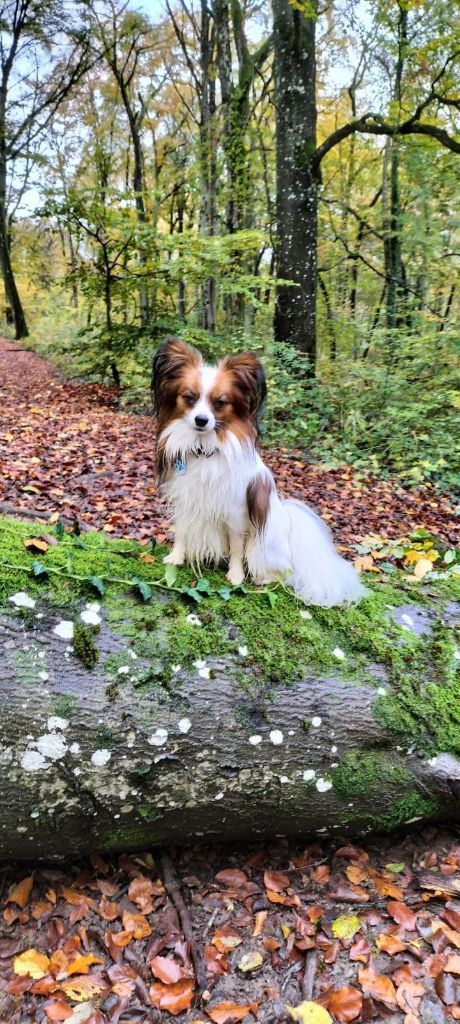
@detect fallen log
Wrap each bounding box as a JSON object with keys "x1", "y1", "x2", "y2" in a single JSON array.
[{"x1": 0, "y1": 514, "x2": 459, "y2": 860}]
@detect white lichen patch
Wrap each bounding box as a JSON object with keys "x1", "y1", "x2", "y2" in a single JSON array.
[
  {"x1": 70, "y1": 742, "x2": 80, "y2": 755},
  {"x1": 215, "y1": 792, "x2": 224, "y2": 800},
  {"x1": 193, "y1": 659, "x2": 207, "y2": 669},
  {"x1": 311, "y1": 716, "x2": 322, "y2": 728},
  {"x1": 172, "y1": 664, "x2": 182, "y2": 674},
  {"x1": 401, "y1": 614, "x2": 414, "y2": 626},
  {"x1": 80, "y1": 607, "x2": 102, "y2": 626},
  {"x1": 199, "y1": 667, "x2": 211, "y2": 680},
  {"x1": 186, "y1": 614, "x2": 202, "y2": 626},
  {"x1": 249, "y1": 735, "x2": 262, "y2": 746},
  {"x1": 454, "y1": 650, "x2": 460, "y2": 661},
  {"x1": 279, "y1": 776, "x2": 289, "y2": 784},
  {"x1": 377, "y1": 687, "x2": 387, "y2": 696},
  {"x1": 39, "y1": 671, "x2": 49, "y2": 682},
  {"x1": 332, "y1": 647, "x2": 345, "y2": 660},
  {"x1": 331, "y1": 745, "x2": 338, "y2": 754},
  {"x1": 238, "y1": 645, "x2": 248, "y2": 656},
  {"x1": 91, "y1": 749, "x2": 112, "y2": 766},
  {"x1": 21, "y1": 750, "x2": 49, "y2": 772},
  {"x1": 299, "y1": 609, "x2": 312, "y2": 620},
  {"x1": 36, "y1": 733, "x2": 68, "y2": 761},
  {"x1": 303, "y1": 769, "x2": 316, "y2": 782},
  {"x1": 178, "y1": 718, "x2": 192, "y2": 734},
  {"x1": 316, "y1": 778, "x2": 332, "y2": 793},
  {"x1": 47, "y1": 716, "x2": 69, "y2": 732},
  {"x1": 9, "y1": 591, "x2": 36, "y2": 609},
  {"x1": 148, "y1": 728, "x2": 168, "y2": 747},
  {"x1": 53, "y1": 620, "x2": 74, "y2": 640},
  {"x1": 269, "y1": 730, "x2": 283, "y2": 746},
  {"x1": 117, "y1": 665, "x2": 130, "y2": 675}
]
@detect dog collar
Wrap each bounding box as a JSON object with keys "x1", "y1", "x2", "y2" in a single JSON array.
[{"x1": 174, "y1": 448, "x2": 218, "y2": 474}]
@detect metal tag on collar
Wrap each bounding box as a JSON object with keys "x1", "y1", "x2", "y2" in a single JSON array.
[{"x1": 175, "y1": 459, "x2": 187, "y2": 476}]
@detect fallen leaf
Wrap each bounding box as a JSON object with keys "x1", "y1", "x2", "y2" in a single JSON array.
[
  {"x1": 207, "y1": 1002, "x2": 251, "y2": 1024},
  {"x1": 122, "y1": 910, "x2": 151, "y2": 938},
  {"x1": 252, "y1": 910, "x2": 267, "y2": 936},
  {"x1": 212, "y1": 927, "x2": 243, "y2": 953},
  {"x1": 14, "y1": 949, "x2": 51, "y2": 980},
  {"x1": 150, "y1": 978, "x2": 194, "y2": 1014},
  {"x1": 66, "y1": 954, "x2": 104, "y2": 976},
  {"x1": 285, "y1": 1002, "x2": 332, "y2": 1024},
  {"x1": 237, "y1": 952, "x2": 263, "y2": 973},
  {"x1": 376, "y1": 933, "x2": 407, "y2": 954},
  {"x1": 263, "y1": 869, "x2": 290, "y2": 892},
  {"x1": 358, "y1": 967, "x2": 397, "y2": 1003},
  {"x1": 150, "y1": 955, "x2": 185, "y2": 984},
  {"x1": 327, "y1": 987, "x2": 363, "y2": 1023},
  {"x1": 445, "y1": 955, "x2": 460, "y2": 974},
  {"x1": 331, "y1": 914, "x2": 361, "y2": 941},
  {"x1": 59, "y1": 976, "x2": 104, "y2": 1002},
  {"x1": 214, "y1": 869, "x2": 248, "y2": 889},
  {"x1": 387, "y1": 900, "x2": 418, "y2": 931},
  {"x1": 7, "y1": 876, "x2": 34, "y2": 908}
]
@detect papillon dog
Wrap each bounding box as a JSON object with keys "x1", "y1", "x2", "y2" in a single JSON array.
[{"x1": 152, "y1": 336, "x2": 364, "y2": 607}]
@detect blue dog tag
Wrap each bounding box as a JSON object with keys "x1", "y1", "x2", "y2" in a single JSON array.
[{"x1": 175, "y1": 459, "x2": 186, "y2": 476}]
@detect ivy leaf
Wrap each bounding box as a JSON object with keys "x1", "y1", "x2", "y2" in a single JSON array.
[
  {"x1": 134, "y1": 578, "x2": 153, "y2": 602},
  {"x1": 87, "y1": 575, "x2": 106, "y2": 596},
  {"x1": 385, "y1": 862, "x2": 405, "y2": 873},
  {"x1": 195, "y1": 577, "x2": 212, "y2": 595},
  {"x1": 183, "y1": 587, "x2": 203, "y2": 604},
  {"x1": 54, "y1": 519, "x2": 65, "y2": 539},
  {"x1": 444, "y1": 549, "x2": 456, "y2": 564},
  {"x1": 164, "y1": 564, "x2": 178, "y2": 588},
  {"x1": 379, "y1": 562, "x2": 396, "y2": 573},
  {"x1": 266, "y1": 590, "x2": 279, "y2": 610},
  {"x1": 218, "y1": 587, "x2": 232, "y2": 601},
  {"x1": 32, "y1": 560, "x2": 47, "y2": 578}
]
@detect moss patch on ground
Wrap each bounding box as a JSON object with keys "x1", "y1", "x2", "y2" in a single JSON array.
[{"x1": 1, "y1": 516, "x2": 459, "y2": 754}]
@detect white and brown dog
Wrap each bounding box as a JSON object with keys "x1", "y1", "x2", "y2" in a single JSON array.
[{"x1": 152, "y1": 336, "x2": 364, "y2": 607}]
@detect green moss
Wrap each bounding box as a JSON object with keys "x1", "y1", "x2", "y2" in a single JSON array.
[
  {"x1": 99, "y1": 824, "x2": 158, "y2": 850},
  {"x1": 73, "y1": 623, "x2": 99, "y2": 669},
  {"x1": 53, "y1": 694, "x2": 77, "y2": 718},
  {"x1": 331, "y1": 750, "x2": 410, "y2": 797},
  {"x1": 374, "y1": 792, "x2": 439, "y2": 831}
]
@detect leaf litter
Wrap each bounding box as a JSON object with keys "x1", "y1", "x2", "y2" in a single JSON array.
[{"x1": 0, "y1": 827, "x2": 460, "y2": 1022}]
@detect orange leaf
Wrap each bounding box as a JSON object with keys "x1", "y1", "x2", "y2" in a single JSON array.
[
  {"x1": 206, "y1": 1002, "x2": 251, "y2": 1023},
  {"x1": 376, "y1": 934, "x2": 407, "y2": 955},
  {"x1": 151, "y1": 955, "x2": 185, "y2": 984},
  {"x1": 263, "y1": 869, "x2": 290, "y2": 892},
  {"x1": 312, "y1": 865, "x2": 330, "y2": 884},
  {"x1": 445, "y1": 955, "x2": 460, "y2": 974},
  {"x1": 252, "y1": 910, "x2": 267, "y2": 936},
  {"x1": 212, "y1": 927, "x2": 243, "y2": 953},
  {"x1": 7, "y1": 876, "x2": 34, "y2": 908},
  {"x1": 387, "y1": 901, "x2": 417, "y2": 931},
  {"x1": 328, "y1": 987, "x2": 363, "y2": 1023},
  {"x1": 66, "y1": 954, "x2": 104, "y2": 976},
  {"x1": 122, "y1": 911, "x2": 151, "y2": 939},
  {"x1": 109, "y1": 930, "x2": 133, "y2": 948},
  {"x1": 44, "y1": 1000, "x2": 73, "y2": 1021},
  {"x1": 214, "y1": 869, "x2": 248, "y2": 889},
  {"x1": 345, "y1": 865, "x2": 367, "y2": 885},
  {"x1": 150, "y1": 979, "x2": 194, "y2": 1014},
  {"x1": 358, "y1": 967, "x2": 397, "y2": 1004}
]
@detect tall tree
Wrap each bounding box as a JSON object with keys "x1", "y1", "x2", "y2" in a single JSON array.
[{"x1": 0, "y1": 0, "x2": 90, "y2": 338}]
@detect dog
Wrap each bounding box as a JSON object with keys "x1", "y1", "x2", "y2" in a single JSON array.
[{"x1": 152, "y1": 336, "x2": 365, "y2": 607}]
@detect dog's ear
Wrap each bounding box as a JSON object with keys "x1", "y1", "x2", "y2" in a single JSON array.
[
  {"x1": 222, "y1": 352, "x2": 267, "y2": 422},
  {"x1": 152, "y1": 336, "x2": 201, "y2": 421}
]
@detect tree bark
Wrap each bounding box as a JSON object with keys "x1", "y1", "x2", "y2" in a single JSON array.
[
  {"x1": 0, "y1": 157, "x2": 29, "y2": 338},
  {"x1": 273, "y1": 0, "x2": 317, "y2": 367},
  {"x1": 1, "y1": 570, "x2": 459, "y2": 861}
]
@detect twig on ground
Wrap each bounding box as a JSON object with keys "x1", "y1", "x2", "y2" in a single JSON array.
[
  {"x1": 302, "y1": 949, "x2": 317, "y2": 1000},
  {"x1": 160, "y1": 850, "x2": 207, "y2": 996}
]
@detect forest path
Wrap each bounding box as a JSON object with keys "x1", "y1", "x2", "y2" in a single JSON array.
[{"x1": 0, "y1": 337, "x2": 458, "y2": 549}]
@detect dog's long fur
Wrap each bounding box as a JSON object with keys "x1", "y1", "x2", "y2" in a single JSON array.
[{"x1": 152, "y1": 336, "x2": 364, "y2": 607}]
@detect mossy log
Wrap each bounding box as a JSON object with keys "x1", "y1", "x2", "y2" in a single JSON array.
[{"x1": 0, "y1": 515, "x2": 459, "y2": 861}]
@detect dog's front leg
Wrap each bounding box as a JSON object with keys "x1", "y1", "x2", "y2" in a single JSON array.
[
  {"x1": 163, "y1": 528, "x2": 186, "y2": 566},
  {"x1": 226, "y1": 529, "x2": 245, "y2": 586}
]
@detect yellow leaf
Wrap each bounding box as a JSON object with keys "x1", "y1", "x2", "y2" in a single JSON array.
[
  {"x1": 414, "y1": 558, "x2": 433, "y2": 579},
  {"x1": 285, "y1": 1002, "x2": 332, "y2": 1024},
  {"x1": 331, "y1": 914, "x2": 361, "y2": 941},
  {"x1": 404, "y1": 550, "x2": 422, "y2": 564},
  {"x1": 14, "y1": 949, "x2": 51, "y2": 979},
  {"x1": 281, "y1": 923, "x2": 291, "y2": 938},
  {"x1": 238, "y1": 951, "x2": 264, "y2": 973},
  {"x1": 59, "y1": 977, "x2": 103, "y2": 1002}
]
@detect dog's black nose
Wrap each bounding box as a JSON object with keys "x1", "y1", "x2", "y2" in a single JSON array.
[{"x1": 195, "y1": 415, "x2": 209, "y2": 428}]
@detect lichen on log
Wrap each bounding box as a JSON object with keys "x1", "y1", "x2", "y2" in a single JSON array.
[{"x1": 0, "y1": 515, "x2": 459, "y2": 861}]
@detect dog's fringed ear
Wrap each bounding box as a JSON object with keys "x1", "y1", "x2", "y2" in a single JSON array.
[
  {"x1": 222, "y1": 352, "x2": 267, "y2": 425},
  {"x1": 152, "y1": 336, "x2": 201, "y2": 421}
]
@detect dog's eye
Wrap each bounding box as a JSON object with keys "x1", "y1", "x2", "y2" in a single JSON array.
[
  {"x1": 213, "y1": 397, "x2": 226, "y2": 411},
  {"x1": 183, "y1": 393, "x2": 197, "y2": 406}
]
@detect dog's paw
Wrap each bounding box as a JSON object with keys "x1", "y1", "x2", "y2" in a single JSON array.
[
  {"x1": 226, "y1": 566, "x2": 245, "y2": 586},
  {"x1": 163, "y1": 551, "x2": 184, "y2": 566}
]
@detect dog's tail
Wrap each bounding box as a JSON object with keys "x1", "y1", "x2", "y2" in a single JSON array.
[{"x1": 283, "y1": 498, "x2": 366, "y2": 608}]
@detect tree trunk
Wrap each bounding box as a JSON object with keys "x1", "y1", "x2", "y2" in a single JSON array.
[
  {"x1": 1, "y1": 517, "x2": 459, "y2": 861},
  {"x1": 0, "y1": 158, "x2": 28, "y2": 339},
  {"x1": 273, "y1": 0, "x2": 317, "y2": 368}
]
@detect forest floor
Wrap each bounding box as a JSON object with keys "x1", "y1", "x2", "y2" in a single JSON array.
[
  {"x1": 0, "y1": 338, "x2": 460, "y2": 1024},
  {"x1": 0, "y1": 339, "x2": 458, "y2": 552}
]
